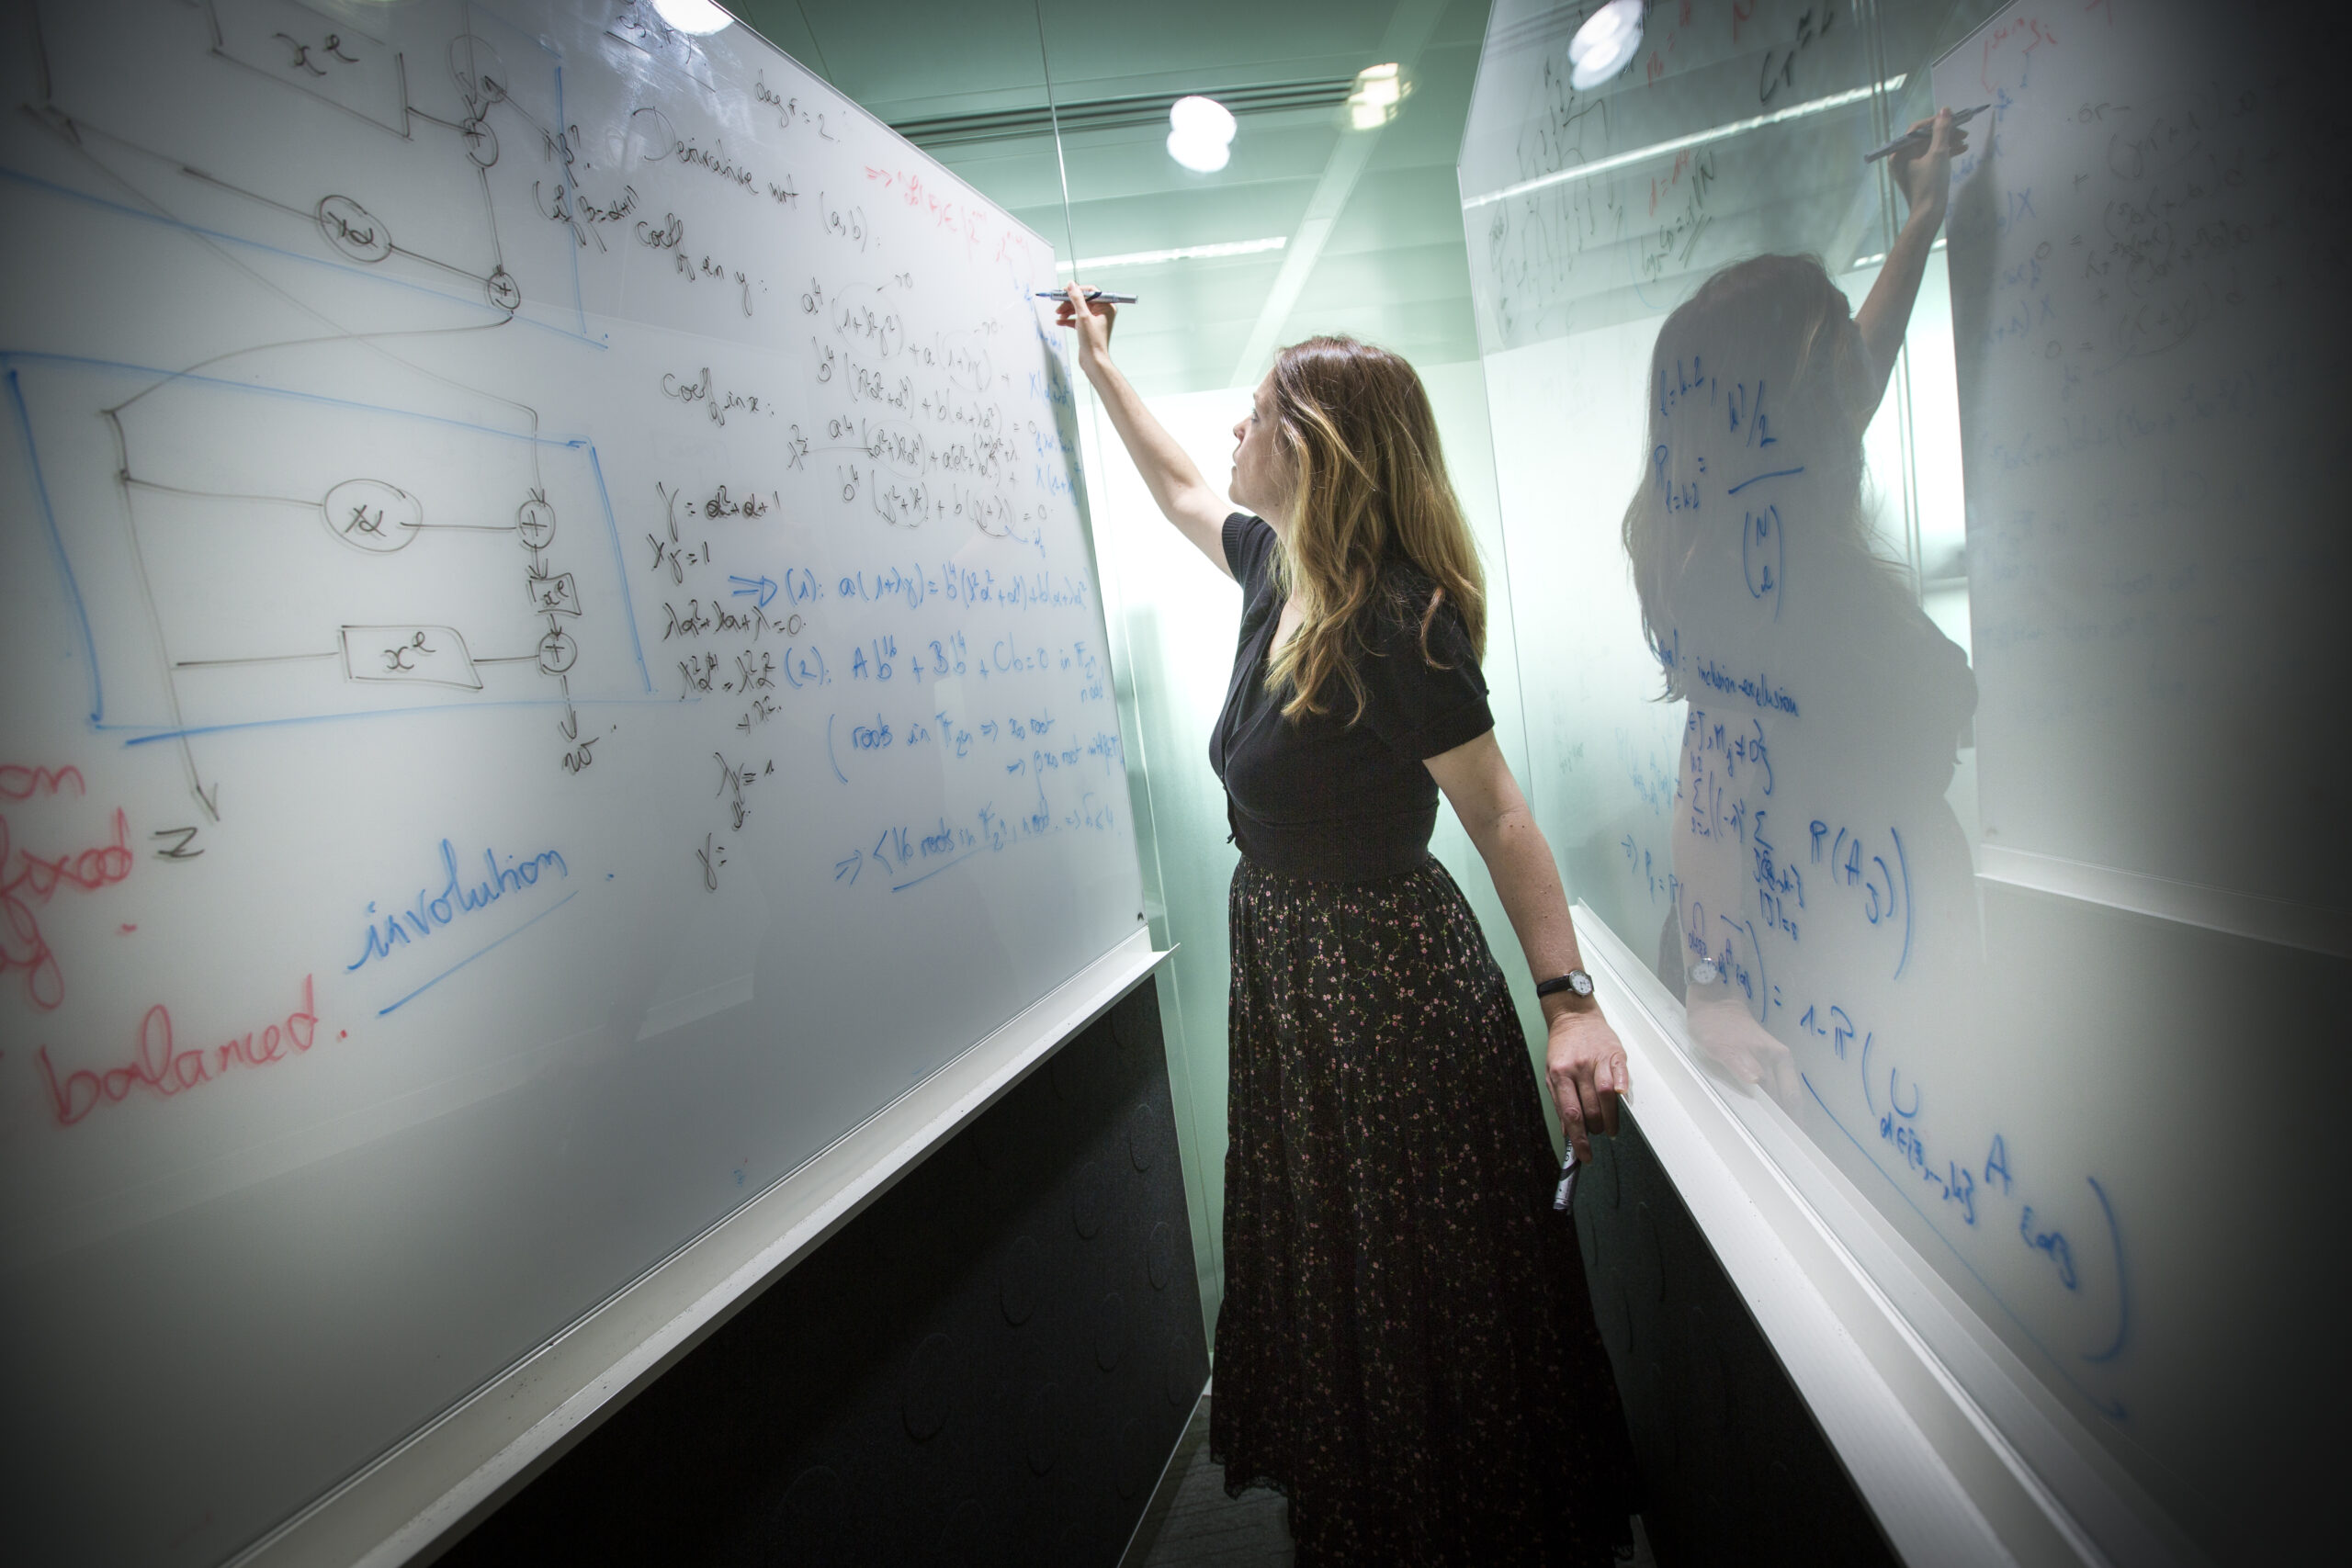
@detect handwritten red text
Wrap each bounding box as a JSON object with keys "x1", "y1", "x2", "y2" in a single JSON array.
[
  {"x1": 36, "y1": 976, "x2": 324, "y2": 1127},
  {"x1": 3, "y1": 765, "x2": 131, "y2": 1010}
]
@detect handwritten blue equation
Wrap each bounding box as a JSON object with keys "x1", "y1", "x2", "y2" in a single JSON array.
[
  {"x1": 834, "y1": 785, "x2": 1118, "y2": 894},
  {"x1": 1787, "y1": 991, "x2": 2132, "y2": 1420},
  {"x1": 661, "y1": 552, "x2": 1090, "y2": 617},
  {"x1": 664, "y1": 604, "x2": 1105, "y2": 705},
  {"x1": 824, "y1": 701, "x2": 1124, "y2": 786}
]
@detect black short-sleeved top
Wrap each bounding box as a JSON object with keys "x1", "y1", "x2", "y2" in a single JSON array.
[{"x1": 1209, "y1": 513, "x2": 1495, "y2": 881}]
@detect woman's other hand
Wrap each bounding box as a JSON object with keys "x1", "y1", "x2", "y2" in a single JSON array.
[
  {"x1": 1546, "y1": 1007, "x2": 1629, "y2": 1164},
  {"x1": 1054, "y1": 284, "x2": 1115, "y2": 368},
  {"x1": 1686, "y1": 992, "x2": 1799, "y2": 1108},
  {"x1": 1888, "y1": 107, "x2": 1967, "y2": 230}
]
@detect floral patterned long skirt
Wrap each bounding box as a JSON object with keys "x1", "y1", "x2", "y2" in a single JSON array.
[{"x1": 1210, "y1": 854, "x2": 1636, "y2": 1567}]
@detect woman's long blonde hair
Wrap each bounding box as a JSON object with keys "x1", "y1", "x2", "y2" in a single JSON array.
[{"x1": 1261, "y1": 336, "x2": 1486, "y2": 723}]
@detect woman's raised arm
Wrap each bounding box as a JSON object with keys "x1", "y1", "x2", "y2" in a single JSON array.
[
  {"x1": 1854, "y1": 108, "x2": 1968, "y2": 419},
  {"x1": 1055, "y1": 286, "x2": 1235, "y2": 577}
]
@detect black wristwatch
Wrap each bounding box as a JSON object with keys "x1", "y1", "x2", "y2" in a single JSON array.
[{"x1": 1535, "y1": 969, "x2": 1595, "y2": 1000}]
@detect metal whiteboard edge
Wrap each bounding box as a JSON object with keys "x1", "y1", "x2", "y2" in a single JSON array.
[
  {"x1": 1977, "y1": 844, "x2": 2351, "y2": 959},
  {"x1": 223, "y1": 929, "x2": 1174, "y2": 1568},
  {"x1": 1572, "y1": 907, "x2": 2096, "y2": 1568}
]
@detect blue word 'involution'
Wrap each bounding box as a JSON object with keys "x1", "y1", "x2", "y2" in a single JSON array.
[{"x1": 347, "y1": 840, "x2": 571, "y2": 971}]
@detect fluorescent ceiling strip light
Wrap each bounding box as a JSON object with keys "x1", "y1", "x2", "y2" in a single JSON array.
[
  {"x1": 1462, "y1": 75, "x2": 1904, "y2": 209},
  {"x1": 1057, "y1": 235, "x2": 1287, "y2": 271}
]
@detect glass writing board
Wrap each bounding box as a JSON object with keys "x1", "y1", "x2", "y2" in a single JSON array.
[{"x1": 0, "y1": 3, "x2": 1144, "y2": 1562}]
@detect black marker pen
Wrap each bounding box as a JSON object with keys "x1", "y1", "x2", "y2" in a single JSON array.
[
  {"x1": 1552, "y1": 1141, "x2": 1579, "y2": 1213},
  {"x1": 1038, "y1": 287, "x2": 1137, "y2": 303},
  {"x1": 1862, "y1": 103, "x2": 1989, "y2": 163}
]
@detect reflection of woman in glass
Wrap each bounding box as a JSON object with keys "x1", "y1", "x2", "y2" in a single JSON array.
[
  {"x1": 1057, "y1": 296, "x2": 1634, "y2": 1562},
  {"x1": 1624, "y1": 112, "x2": 1976, "y2": 1102}
]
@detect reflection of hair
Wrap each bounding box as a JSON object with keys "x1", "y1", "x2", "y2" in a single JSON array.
[
  {"x1": 1261, "y1": 336, "x2": 1487, "y2": 723},
  {"x1": 1623, "y1": 254, "x2": 1890, "y2": 697}
]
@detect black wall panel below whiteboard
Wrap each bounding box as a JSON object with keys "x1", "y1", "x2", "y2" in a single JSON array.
[{"x1": 435, "y1": 977, "x2": 1207, "y2": 1567}]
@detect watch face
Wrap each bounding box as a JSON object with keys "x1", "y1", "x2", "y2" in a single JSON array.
[{"x1": 1569, "y1": 969, "x2": 1594, "y2": 996}]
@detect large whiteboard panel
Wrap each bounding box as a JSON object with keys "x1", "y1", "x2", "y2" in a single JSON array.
[
  {"x1": 1939, "y1": 0, "x2": 2350, "y2": 930},
  {"x1": 0, "y1": 3, "x2": 1142, "y2": 1563},
  {"x1": 1462, "y1": 4, "x2": 2346, "y2": 1563}
]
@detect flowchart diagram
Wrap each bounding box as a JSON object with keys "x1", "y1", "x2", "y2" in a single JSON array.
[{"x1": 8, "y1": 0, "x2": 647, "y2": 819}]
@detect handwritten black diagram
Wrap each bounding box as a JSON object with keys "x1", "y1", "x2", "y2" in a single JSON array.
[{"x1": 5, "y1": 0, "x2": 650, "y2": 818}]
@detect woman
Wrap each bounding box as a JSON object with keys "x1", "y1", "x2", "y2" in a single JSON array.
[
  {"x1": 1624, "y1": 111, "x2": 1980, "y2": 1108},
  {"x1": 1057, "y1": 293, "x2": 1636, "y2": 1565}
]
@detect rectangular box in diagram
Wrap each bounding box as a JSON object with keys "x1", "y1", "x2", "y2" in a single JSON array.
[{"x1": 5, "y1": 354, "x2": 649, "y2": 741}]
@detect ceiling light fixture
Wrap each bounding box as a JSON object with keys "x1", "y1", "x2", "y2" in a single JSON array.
[
  {"x1": 1167, "y1": 95, "x2": 1237, "y2": 173},
  {"x1": 1056, "y1": 236, "x2": 1288, "y2": 273},
  {"x1": 1347, "y1": 62, "x2": 1406, "y2": 130},
  {"x1": 1568, "y1": 0, "x2": 1645, "y2": 90},
  {"x1": 650, "y1": 0, "x2": 733, "y2": 35}
]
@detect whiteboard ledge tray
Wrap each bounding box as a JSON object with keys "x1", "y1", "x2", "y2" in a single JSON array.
[
  {"x1": 231, "y1": 929, "x2": 1173, "y2": 1568},
  {"x1": 1977, "y1": 843, "x2": 2351, "y2": 959},
  {"x1": 1572, "y1": 907, "x2": 2149, "y2": 1568}
]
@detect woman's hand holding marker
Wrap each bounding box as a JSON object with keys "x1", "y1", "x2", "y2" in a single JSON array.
[{"x1": 1056, "y1": 283, "x2": 1116, "y2": 374}]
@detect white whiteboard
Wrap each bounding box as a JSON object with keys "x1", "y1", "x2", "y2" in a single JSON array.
[
  {"x1": 0, "y1": 3, "x2": 1143, "y2": 1563},
  {"x1": 1937, "y1": 0, "x2": 2349, "y2": 935},
  {"x1": 1460, "y1": 4, "x2": 2346, "y2": 1562}
]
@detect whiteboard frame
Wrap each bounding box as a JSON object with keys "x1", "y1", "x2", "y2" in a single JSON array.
[
  {"x1": 220, "y1": 930, "x2": 1171, "y2": 1568},
  {"x1": 1569, "y1": 906, "x2": 2202, "y2": 1568}
]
